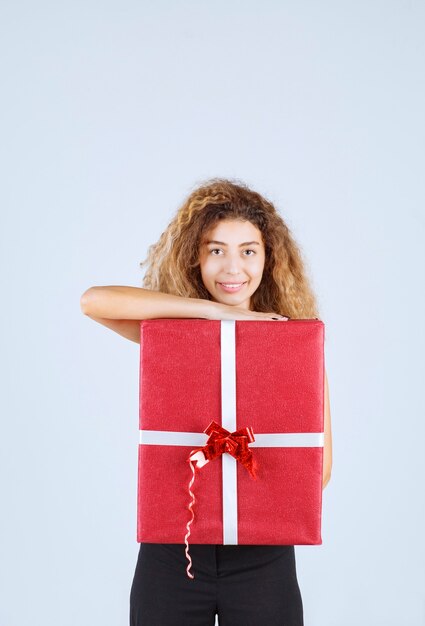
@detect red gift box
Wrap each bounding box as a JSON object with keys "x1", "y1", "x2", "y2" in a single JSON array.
[{"x1": 137, "y1": 318, "x2": 324, "y2": 551}]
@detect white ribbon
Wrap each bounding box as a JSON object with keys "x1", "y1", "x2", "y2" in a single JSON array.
[{"x1": 139, "y1": 320, "x2": 324, "y2": 544}]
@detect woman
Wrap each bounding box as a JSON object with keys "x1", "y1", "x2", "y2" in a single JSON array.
[{"x1": 80, "y1": 177, "x2": 333, "y2": 625}]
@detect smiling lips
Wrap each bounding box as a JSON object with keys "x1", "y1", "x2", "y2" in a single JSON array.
[{"x1": 217, "y1": 281, "x2": 247, "y2": 293}]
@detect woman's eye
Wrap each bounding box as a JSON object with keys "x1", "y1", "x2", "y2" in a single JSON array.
[{"x1": 209, "y1": 248, "x2": 256, "y2": 256}]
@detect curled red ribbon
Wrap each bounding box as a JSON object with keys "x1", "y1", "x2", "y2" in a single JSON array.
[{"x1": 184, "y1": 420, "x2": 258, "y2": 579}]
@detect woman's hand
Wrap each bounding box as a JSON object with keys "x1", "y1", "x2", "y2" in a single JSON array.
[{"x1": 206, "y1": 302, "x2": 289, "y2": 322}]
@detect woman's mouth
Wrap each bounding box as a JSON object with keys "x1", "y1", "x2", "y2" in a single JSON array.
[{"x1": 217, "y1": 281, "x2": 247, "y2": 293}]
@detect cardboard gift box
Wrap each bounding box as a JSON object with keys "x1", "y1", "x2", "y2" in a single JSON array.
[{"x1": 136, "y1": 318, "x2": 325, "y2": 550}]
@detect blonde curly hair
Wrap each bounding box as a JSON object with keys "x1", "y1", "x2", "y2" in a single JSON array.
[{"x1": 139, "y1": 177, "x2": 321, "y2": 319}]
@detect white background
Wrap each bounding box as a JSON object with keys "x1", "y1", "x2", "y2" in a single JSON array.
[{"x1": 1, "y1": 1, "x2": 424, "y2": 624}]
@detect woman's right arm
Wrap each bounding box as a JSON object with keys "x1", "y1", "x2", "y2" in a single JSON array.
[
  {"x1": 80, "y1": 285, "x2": 288, "y2": 344},
  {"x1": 80, "y1": 286, "x2": 214, "y2": 343}
]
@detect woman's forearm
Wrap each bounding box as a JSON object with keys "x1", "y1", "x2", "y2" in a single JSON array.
[{"x1": 80, "y1": 285, "x2": 214, "y2": 320}]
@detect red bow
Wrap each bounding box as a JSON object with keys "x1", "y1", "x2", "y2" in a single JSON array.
[{"x1": 189, "y1": 419, "x2": 258, "y2": 479}]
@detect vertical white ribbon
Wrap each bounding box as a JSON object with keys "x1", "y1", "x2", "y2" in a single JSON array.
[{"x1": 220, "y1": 320, "x2": 238, "y2": 544}]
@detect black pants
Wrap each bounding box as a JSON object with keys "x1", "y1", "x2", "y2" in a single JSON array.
[{"x1": 130, "y1": 543, "x2": 304, "y2": 625}]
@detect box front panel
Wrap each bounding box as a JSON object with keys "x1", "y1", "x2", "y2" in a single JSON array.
[{"x1": 137, "y1": 319, "x2": 324, "y2": 545}]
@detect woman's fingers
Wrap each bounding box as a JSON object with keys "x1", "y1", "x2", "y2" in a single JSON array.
[
  {"x1": 254, "y1": 311, "x2": 289, "y2": 321},
  {"x1": 210, "y1": 304, "x2": 290, "y2": 321},
  {"x1": 228, "y1": 310, "x2": 289, "y2": 321}
]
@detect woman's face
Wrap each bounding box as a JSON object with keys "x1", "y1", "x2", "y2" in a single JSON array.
[{"x1": 198, "y1": 219, "x2": 266, "y2": 310}]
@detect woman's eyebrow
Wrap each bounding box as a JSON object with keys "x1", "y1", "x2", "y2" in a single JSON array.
[{"x1": 204, "y1": 240, "x2": 261, "y2": 246}]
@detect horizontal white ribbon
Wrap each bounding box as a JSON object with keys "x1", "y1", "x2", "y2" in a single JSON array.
[
  {"x1": 139, "y1": 320, "x2": 324, "y2": 544},
  {"x1": 139, "y1": 430, "x2": 324, "y2": 448}
]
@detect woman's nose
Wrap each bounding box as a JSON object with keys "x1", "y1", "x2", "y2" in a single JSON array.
[{"x1": 222, "y1": 257, "x2": 243, "y2": 273}]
